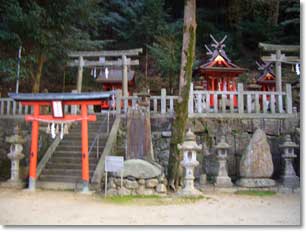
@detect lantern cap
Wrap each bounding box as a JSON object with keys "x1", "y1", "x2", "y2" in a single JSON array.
[
  {"x1": 177, "y1": 129, "x2": 202, "y2": 151},
  {"x1": 279, "y1": 135, "x2": 298, "y2": 148},
  {"x1": 185, "y1": 128, "x2": 196, "y2": 141},
  {"x1": 215, "y1": 136, "x2": 230, "y2": 149}
]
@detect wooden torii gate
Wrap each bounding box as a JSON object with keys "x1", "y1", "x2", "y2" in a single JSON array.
[
  {"x1": 67, "y1": 49, "x2": 143, "y2": 97},
  {"x1": 9, "y1": 92, "x2": 113, "y2": 192},
  {"x1": 259, "y1": 43, "x2": 300, "y2": 92}
]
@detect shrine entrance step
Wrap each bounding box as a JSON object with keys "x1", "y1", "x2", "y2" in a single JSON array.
[{"x1": 37, "y1": 113, "x2": 115, "y2": 190}]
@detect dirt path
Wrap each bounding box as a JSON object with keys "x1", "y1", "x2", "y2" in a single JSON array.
[{"x1": 0, "y1": 188, "x2": 300, "y2": 225}]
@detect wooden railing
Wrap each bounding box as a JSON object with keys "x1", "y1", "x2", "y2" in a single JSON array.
[
  {"x1": 117, "y1": 89, "x2": 179, "y2": 116},
  {"x1": 0, "y1": 98, "x2": 32, "y2": 118},
  {"x1": 0, "y1": 98, "x2": 81, "y2": 118},
  {"x1": 188, "y1": 83, "x2": 295, "y2": 118},
  {"x1": 0, "y1": 83, "x2": 296, "y2": 119}
]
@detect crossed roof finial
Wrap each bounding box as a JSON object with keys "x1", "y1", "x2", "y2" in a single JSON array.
[
  {"x1": 204, "y1": 34, "x2": 231, "y2": 62},
  {"x1": 210, "y1": 34, "x2": 227, "y2": 50},
  {"x1": 256, "y1": 60, "x2": 273, "y2": 72}
]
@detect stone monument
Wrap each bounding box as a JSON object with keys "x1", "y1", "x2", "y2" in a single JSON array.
[
  {"x1": 126, "y1": 91, "x2": 154, "y2": 162},
  {"x1": 215, "y1": 136, "x2": 233, "y2": 187},
  {"x1": 279, "y1": 135, "x2": 299, "y2": 188},
  {"x1": 177, "y1": 129, "x2": 202, "y2": 196},
  {"x1": 2, "y1": 125, "x2": 26, "y2": 188},
  {"x1": 236, "y1": 128, "x2": 275, "y2": 187}
]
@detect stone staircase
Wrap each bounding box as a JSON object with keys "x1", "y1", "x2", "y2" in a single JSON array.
[{"x1": 38, "y1": 113, "x2": 115, "y2": 190}]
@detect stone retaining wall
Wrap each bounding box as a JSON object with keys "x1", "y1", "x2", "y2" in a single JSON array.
[
  {"x1": 106, "y1": 175, "x2": 167, "y2": 196},
  {"x1": 150, "y1": 117, "x2": 300, "y2": 182},
  {"x1": 0, "y1": 119, "x2": 53, "y2": 181}
]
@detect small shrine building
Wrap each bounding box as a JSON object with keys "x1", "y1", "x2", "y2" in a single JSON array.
[
  {"x1": 95, "y1": 68, "x2": 135, "y2": 109},
  {"x1": 194, "y1": 35, "x2": 246, "y2": 107},
  {"x1": 255, "y1": 61, "x2": 276, "y2": 92}
]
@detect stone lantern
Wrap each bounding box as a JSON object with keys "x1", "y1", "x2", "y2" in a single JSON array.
[
  {"x1": 279, "y1": 135, "x2": 299, "y2": 188},
  {"x1": 177, "y1": 129, "x2": 202, "y2": 196},
  {"x1": 4, "y1": 125, "x2": 26, "y2": 188},
  {"x1": 215, "y1": 136, "x2": 233, "y2": 187}
]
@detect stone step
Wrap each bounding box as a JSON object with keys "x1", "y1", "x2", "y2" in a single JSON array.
[
  {"x1": 36, "y1": 114, "x2": 113, "y2": 190},
  {"x1": 37, "y1": 181, "x2": 82, "y2": 190},
  {"x1": 58, "y1": 138, "x2": 106, "y2": 145},
  {"x1": 47, "y1": 157, "x2": 98, "y2": 166},
  {"x1": 41, "y1": 168, "x2": 95, "y2": 176},
  {"x1": 44, "y1": 162, "x2": 98, "y2": 170},
  {"x1": 52, "y1": 152, "x2": 103, "y2": 159},
  {"x1": 39, "y1": 175, "x2": 83, "y2": 183},
  {"x1": 55, "y1": 145, "x2": 105, "y2": 152}
]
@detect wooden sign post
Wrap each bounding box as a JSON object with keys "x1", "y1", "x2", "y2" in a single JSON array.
[{"x1": 104, "y1": 155, "x2": 124, "y2": 197}]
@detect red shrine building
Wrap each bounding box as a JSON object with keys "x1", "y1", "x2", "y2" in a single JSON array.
[
  {"x1": 194, "y1": 35, "x2": 246, "y2": 107},
  {"x1": 95, "y1": 68, "x2": 135, "y2": 109},
  {"x1": 255, "y1": 61, "x2": 276, "y2": 92}
]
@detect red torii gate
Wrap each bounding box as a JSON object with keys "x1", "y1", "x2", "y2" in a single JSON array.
[{"x1": 9, "y1": 92, "x2": 113, "y2": 192}]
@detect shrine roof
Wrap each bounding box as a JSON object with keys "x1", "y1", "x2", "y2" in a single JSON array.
[
  {"x1": 96, "y1": 69, "x2": 135, "y2": 83},
  {"x1": 8, "y1": 91, "x2": 115, "y2": 101},
  {"x1": 256, "y1": 61, "x2": 276, "y2": 84},
  {"x1": 197, "y1": 35, "x2": 246, "y2": 75}
]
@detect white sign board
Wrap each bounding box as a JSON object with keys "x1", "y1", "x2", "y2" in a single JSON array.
[
  {"x1": 52, "y1": 101, "x2": 64, "y2": 118},
  {"x1": 105, "y1": 156, "x2": 124, "y2": 172},
  {"x1": 104, "y1": 156, "x2": 124, "y2": 197}
]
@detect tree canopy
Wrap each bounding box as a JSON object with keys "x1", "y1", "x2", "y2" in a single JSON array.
[{"x1": 0, "y1": 0, "x2": 300, "y2": 94}]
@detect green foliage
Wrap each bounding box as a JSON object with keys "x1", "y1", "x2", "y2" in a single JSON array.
[
  {"x1": 148, "y1": 21, "x2": 182, "y2": 92},
  {"x1": 278, "y1": 0, "x2": 300, "y2": 44},
  {"x1": 101, "y1": 0, "x2": 169, "y2": 48},
  {"x1": 0, "y1": 54, "x2": 34, "y2": 82},
  {"x1": 0, "y1": 0, "x2": 300, "y2": 92},
  {"x1": 0, "y1": 0, "x2": 109, "y2": 91},
  {"x1": 101, "y1": 194, "x2": 205, "y2": 205}
]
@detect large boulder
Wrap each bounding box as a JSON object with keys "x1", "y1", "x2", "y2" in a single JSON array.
[
  {"x1": 114, "y1": 159, "x2": 162, "y2": 179},
  {"x1": 237, "y1": 129, "x2": 275, "y2": 187}
]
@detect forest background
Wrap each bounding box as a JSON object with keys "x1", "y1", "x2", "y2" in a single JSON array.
[{"x1": 0, "y1": 0, "x2": 300, "y2": 95}]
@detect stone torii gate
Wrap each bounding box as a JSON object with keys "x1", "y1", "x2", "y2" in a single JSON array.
[
  {"x1": 67, "y1": 49, "x2": 143, "y2": 97},
  {"x1": 259, "y1": 43, "x2": 300, "y2": 92}
]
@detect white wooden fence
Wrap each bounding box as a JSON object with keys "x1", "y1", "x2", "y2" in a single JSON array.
[
  {"x1": 0, "y1": 98, "x2": 80, "y2": 118},
  {"x1": 188, "y1": 83, "x2": 295, "y2": 118},
  {"x1": 0, "y1": 83, "x2": 296, "y2": 119},
  {"x1": 117, "y1": 89, "x2": 179, "y2": 116}
]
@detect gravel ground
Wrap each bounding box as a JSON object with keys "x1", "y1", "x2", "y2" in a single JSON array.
[{"x1": 0, "y1": 188, "x2": 301, "y2": 226}]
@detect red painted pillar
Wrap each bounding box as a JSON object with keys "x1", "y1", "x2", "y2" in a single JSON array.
[
  {"x1": 29, "y1": 104, "x2": 40, "y2": 190},
  {"x1": 210, "y1": 78, "x2": 215, "y2": 107},
  {"x1": 81, "y1": 103, "x2": 89, "y2": 192},
  {"x1": 233, "y1": 79, "x2": 238, "y2": 107}
]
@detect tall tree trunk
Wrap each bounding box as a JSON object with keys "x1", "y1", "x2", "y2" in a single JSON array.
[
  {"x1": 270, "y1": 0, "x2": 280, "y2": 26},
  {"x1": 167, "y1": 0, "x2": 196, "y2": 191},
  {"x1": 32, "y1": 53, "x2": 46, "y2": 93}
]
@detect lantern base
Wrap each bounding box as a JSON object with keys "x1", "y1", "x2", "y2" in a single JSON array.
[
  {"x1": 215, "y1": 176, "x2": 233, "y2": 188},
  {"x1": 280, "y1": 175, "x2": 300, "y2": 189},
  {"x1": 177, "y1": 186, "x2": 203, "y2": 196}
]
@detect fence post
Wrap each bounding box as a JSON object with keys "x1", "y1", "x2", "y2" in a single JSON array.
[
  {"x1": 277, "y1": 93, "x2": 283, "y2": 113},
  {"x1": 286, "y1": 84, "x2": 293, "y2": 114},
  {"x1": 161, "y1": 88, "x2": 166, "y2": 114},
  {"x1": 238, "y1": 83, "x2": 244, "y2": 114},
  {"x1": 71, "y1": 90, "x2": 78, "y2": 114},
  {"x1": 188, "y1": 83, "x2": 194, "y2": 115},
  {"x1": 116, "y1": 89, "x2": 122, "y2": 115}
]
